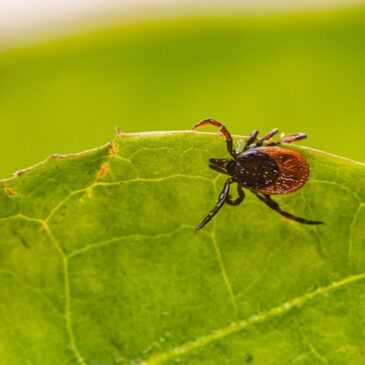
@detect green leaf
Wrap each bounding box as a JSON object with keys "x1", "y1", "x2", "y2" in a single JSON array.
[{"x1": 0, "y1": 131, "x2": 364, "y2": 365}]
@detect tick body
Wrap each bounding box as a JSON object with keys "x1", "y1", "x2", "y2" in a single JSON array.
[{"x1": 193, "y1": 119, "x2": 323, "y2": 231}]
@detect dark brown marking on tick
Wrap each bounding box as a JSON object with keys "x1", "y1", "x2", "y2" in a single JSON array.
[{"x1": 192, "y1": 119, "x2": 323, "y2": 230}]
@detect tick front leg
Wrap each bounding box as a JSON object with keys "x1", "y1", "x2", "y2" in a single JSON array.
[
  {"x1": 254, "y1": 193, "x2": 324, "y2": 225},
  {"x1": 195, "y1": 178, "x2": 234, "y2": 231},
  {"x1": 192, "y1": 119, "x2": 235, "y2": 157},
  {"x1": 226, "y1": 184, "x2": 245, "y2": 206}
]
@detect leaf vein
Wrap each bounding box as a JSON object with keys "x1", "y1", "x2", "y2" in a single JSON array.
[
  {"x1": 0, "y1": 269, "x2": 63, "y2": 317},
  {"x1": 347, "y1": 203, "x2": 365, "y2": 269},
  {"x1": 45, "y1": 175, "x2": 212, "y2": 223},
  {"x1": 67, "y1": 225, "x2": 195, "y2": 259},
  {"x1": 142, "y1": 271, "x2": 365, "y2": 365}
]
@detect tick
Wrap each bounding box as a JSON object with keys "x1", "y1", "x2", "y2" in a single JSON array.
[{"x1": 192, "y1": 119, "x2": 323, "y2": 231}]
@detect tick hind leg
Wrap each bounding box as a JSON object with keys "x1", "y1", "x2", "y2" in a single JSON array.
[
  {"x1": 279, "y1": 133, "x2": 307, "y2": 145},
  {"x1": 254, "y1": 193, "x2": 323, "y2": 225},
  {"x1": 257, "y1": 128, "x2": 279, "y2": 146},
  {"x1": 244, "y1": 128, "x2": 280, "y2": 150},
  {"x1": 256, "y1": 130, "x2": 307, "y2": 147},
  {"x1": 192, "y1": 119, "x2": 235, "y2": 157}
]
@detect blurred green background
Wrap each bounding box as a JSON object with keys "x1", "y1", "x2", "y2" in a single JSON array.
[{"x1": 0, "y1": 5, "x2": 364, "y2": 179}]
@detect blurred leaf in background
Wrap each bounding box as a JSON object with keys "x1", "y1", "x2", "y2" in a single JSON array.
[{"x1": 0, "y1": 4, "x2": 365, "y2": 178}]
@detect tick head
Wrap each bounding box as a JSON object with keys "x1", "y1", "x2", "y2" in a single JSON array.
[{"x1": 209, "y1": 158, "x2": 236, "y2": 176}]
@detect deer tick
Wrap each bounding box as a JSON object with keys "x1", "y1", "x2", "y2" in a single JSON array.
[{"x1": 192, "y1": 119, "x2": 323, "y2": 231}]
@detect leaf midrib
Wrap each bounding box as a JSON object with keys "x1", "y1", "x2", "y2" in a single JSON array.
[{"x1": 142, "y1": 271, "x2": 365, "y2": 365}]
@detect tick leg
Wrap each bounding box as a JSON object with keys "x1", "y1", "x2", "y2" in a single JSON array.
[
  {"x1": 192, "y1": 119, "x2": 235, "y2": 157},
  {"x1": 279, "y1": 133, "x2": 307, "y2": 145},
  {"x1": 226, "y1": 184, "x2": 245, "y2": 205},
  {"x1": 254, "y1": 193, "x2": 324, "y2": 225},
  {"x1": 196, "y1": 178, "x2": 234, "y2": 231},
  {"x1": 257, "y1": 128, "x2": 279, "y2": 146},
  {"x1": 244, "y1": 130, "x2": 259, "y2": 151}
]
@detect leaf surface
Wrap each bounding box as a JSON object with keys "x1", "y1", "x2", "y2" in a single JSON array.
[{"x1": 0, "y1": 131, "x2": 365, "y2": 365}]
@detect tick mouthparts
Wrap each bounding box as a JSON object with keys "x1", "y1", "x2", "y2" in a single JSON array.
[{"x1": 209, "y1": 158, "x2": 231, "y2": 165}]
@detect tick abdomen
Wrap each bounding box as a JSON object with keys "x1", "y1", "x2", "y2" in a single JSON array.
[{"x1": 254, "y1": 147, "x2": 309, "y2": 195}]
